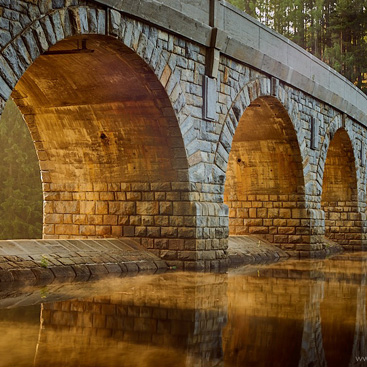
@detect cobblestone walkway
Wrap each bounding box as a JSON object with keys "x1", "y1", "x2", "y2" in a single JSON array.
[{"x1": 0, "y1": 239, "x2": 167, "y2": 283}]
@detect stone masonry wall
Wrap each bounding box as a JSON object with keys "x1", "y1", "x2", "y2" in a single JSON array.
[
  {"x1": 42, "y1": 181, "x2": 228, "y2": 267},
  {"x1": 0, "y1": 1, "x2": 228, "y2": 269},
  {"x1": 226, "y1": 195, "x2": 310, "y2": 248},
  {"x1": 0, "y1": 0, "x2": 367, "y2": 262},
  {"x1": 214, "y1": 55, "x2": 367, "y2": 256},
  {"x1": 323, "y1": 201, "x2": 363, "y2": 250}
]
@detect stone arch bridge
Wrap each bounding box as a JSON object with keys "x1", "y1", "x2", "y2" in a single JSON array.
[{"x1": 0, "y1": 0, "x2": 366, "y2": 270}]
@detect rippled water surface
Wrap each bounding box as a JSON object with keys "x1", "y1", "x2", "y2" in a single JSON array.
[{"x1": 0, "y1": 252, "x2": 366, "y2": 367}]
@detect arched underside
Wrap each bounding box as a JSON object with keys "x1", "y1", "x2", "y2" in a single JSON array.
[
  {"x1": 321, "y1": 129, "x2": 361, "y2": 249},
  {"x1": 224, "y1": 97, "x2": 308, "y2": 250},
  {"x1": 12, "y1": 35, "x2": 190, "y2": 241}
]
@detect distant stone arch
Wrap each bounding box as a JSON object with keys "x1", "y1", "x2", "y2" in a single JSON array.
[{"x1": 320, "y1": 127, "x2": 361, "y2": 249}]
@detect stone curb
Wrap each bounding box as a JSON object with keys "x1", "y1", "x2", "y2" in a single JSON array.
[{"x1": 0, "y1": 239, "x2": 168, "y2": 284}]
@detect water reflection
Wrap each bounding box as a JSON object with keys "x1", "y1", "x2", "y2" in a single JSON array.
[
  {"x1": 0, "y1": 254, "x2": 367, "y2": 366},
  {"x1": 35, "y1": 273, "x2": 227, "y2": 367}
]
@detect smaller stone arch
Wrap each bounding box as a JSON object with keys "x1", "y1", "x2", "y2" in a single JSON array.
[
  {"x1": 320, "y1": 127, "x2": 362, "y2": 250},
  {"x1": 316, "y1": 114, "x2": 344, "y2": 201},
  {"x1": 217, "y1": 78, "x2": 308, "y2": 254}
]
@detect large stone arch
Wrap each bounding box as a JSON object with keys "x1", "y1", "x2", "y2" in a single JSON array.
[
  {"x1": 216, "y1": 78, "x2": 313, "y2": 255},
  {"x1": 0, "y1": 3, "x2": 227, "y2": 269}
]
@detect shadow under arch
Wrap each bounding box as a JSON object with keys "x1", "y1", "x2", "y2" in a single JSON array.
[
  {"x1": 321, "y1": 128, "x2": 362, "y2": 249},
  {"x1": 8, "y1": 33, "x2": 190, "y2": 246},
  {"x1": 223, "y1": 96, "x2": 308, "y2": 253}
]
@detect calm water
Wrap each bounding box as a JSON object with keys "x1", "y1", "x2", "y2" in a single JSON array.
[{"x1": 0, "y1": 253, "x2": 366, "y2": 367}]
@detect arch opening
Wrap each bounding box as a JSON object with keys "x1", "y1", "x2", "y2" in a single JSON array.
[
  {"x1": 321, "y1": 128, "x2": 361, "y2": 249},
  {"x1": 224, "y1": 96, "x2": 307, "y2": 251},
  {"x1": 10, "y1": 34, "x2": 190, "y2": 244}
]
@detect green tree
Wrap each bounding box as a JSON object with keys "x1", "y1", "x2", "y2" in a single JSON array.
[
  {"x1": 0, "y1": 99, "x2": 42, "y2": 239},
  {"x1": 228, "y1": 0, "x2": 367, "y2": 93}
]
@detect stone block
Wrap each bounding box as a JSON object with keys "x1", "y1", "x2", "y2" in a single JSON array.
[
  {"x1": 99, "y1": 192, "x2": 114, "y2": 201},
  {"x1": 10, "y1": 269, "x2": 36, "y2": 282},
  {"x1": 86, "y1": 214, "x2": 103, "y2": 225},
  {"x1": 278, "y1": 227, "x2": 296, "y2": 235},
  {"x1": 49, "y1": 266, "x2": 76, "y2": 279},
  {"x1": 55, "y1": 224, "x2": 79, "y2": 235},
  {"x1": 111, "y1": 225, "x2": 122, "y2": 238},
  {"x1": 79, "y1": 201, "x2": 95, "y2": 215},
  {"x1": 96, "y1": 201, "x2": 108, "y2": 214},
  {"x1": 289, "y1": 235, "x2": 303, "y2": 243},
  {"x1": 257, "y1": 208, "x2": 268, "y2": 218},
  {"x1": 122, "y1": 226, "x2": 135, "y2": 236},
  {"x1": 73, "y1": 214, "x2": 87, "y2": 224},
  {"x1": 96, "y1": 225, "x2": 111, "y2": 236},
  {"x1": 249, "y1": 208, "x2": 257, "y2": 218},
  {"x1": 178, "y1": 227, "x2": 196, "y2": 238},
  {"x1": 154, "y1": 215, "x2": 169, "y2": 226},
  {"x1": 103, "y1": 215, "x2": 118, "y2": 226},
  {"x1": 87, "y1": 264, "x2": 108, "y2": 275},
  {"x1": 136, "y1": 202, "x2": 159, "y2": 215},
  {"x1": 43, "y1": 224, "x2": 55, "y2": 235},
  {"x1": 54, "y1": 201, "x2": 79, "y2": 214},
  {"x1": 147, "y1": 227, "x2": 160, "y2": 237},
  {"x1": 274, "y1": 235, "x2": 288, "y2": 243},
  {"x1": 268, "y1": 209, "x2": 279, "y2": 218},
  {"x1": 45, "y1": 213, "x2": 63, "y2": 224},
  {"x1": 173, "y1": 202, "x2": 196, "y2": 215},
  {"x1": 108, "y1": 9, "x2": 121, "y2": 36},
  {"x1": 249, "y1": 226, "x2": 268, "y2": 234},
  {"x1": 161, "y1": 227, "x2": 178, "y2": 238},
  {"x1": 126, "y1": 192, "x2": 141, "y2": 201},
  {"x1": 170, "y1": 216, "x2": 185, "y2": 226},
  {"x1": 79, "y1": 225, "x2": 96, "y2": 236},
  {"x1": 141, "y1": 216, "x2": 154, "y2": 226}
]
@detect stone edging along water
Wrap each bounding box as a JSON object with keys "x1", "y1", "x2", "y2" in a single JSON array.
[
  {"x1": 0, "y1": 239, "x2": 167, "y2": 283},
  {"x1": 0, "y1": 237, "x2": 344, "y2": 283}
]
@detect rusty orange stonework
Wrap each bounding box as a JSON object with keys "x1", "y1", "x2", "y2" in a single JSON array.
[{"x1": 0, "y1": 0, "x2": 366, "y2": 273}]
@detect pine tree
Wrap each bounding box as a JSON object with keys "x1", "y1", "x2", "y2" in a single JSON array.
[{"x1": 228, "y1": 0, "x2": 367, "y2": 94}]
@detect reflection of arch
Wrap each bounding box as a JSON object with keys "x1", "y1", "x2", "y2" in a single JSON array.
[
  {"x1": 298, "y1": 281, "x2": 327, "y2": 367},
  {"x1": 349, "y1": 271, "x2": 367, "y2": 367},
  {"x1": 320, "y1": 266, "x2": 359, "y2": 367},
  {"x1": 321, "y1": 128, "x2": 361, "y2": 249},
  {"x1": 221, "y1": 93, "x2": 306, "y2": 250},
  {"x1": 1, "y1": 6, "x2": 192, "y2": 246}
]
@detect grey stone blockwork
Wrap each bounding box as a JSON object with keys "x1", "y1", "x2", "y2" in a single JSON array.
[{"x1": 0, "y1": 0, "x2": 366, "y2": 266}]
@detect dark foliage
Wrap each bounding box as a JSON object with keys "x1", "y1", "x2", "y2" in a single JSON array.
[
  {"x1": 228, "y1": 0, "x2": 367, "y2": 93},
  {"x1": 0, "y1": 99, "x2": 42, "y2": 239}
]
